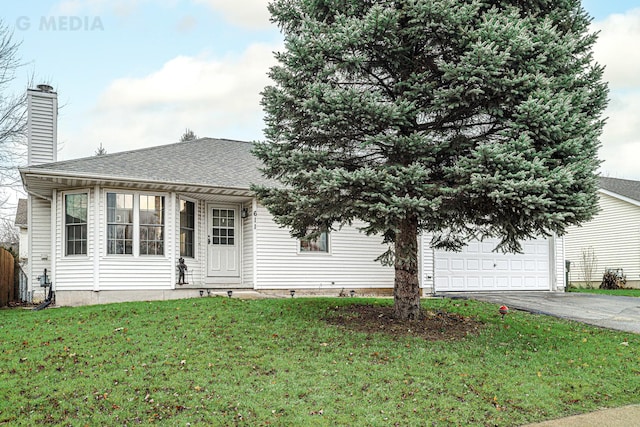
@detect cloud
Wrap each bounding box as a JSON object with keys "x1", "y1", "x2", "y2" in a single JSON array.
[
  {"x1": 592, "y1": 9, "x2": 640, "y2": 90},
  {"x1": 59, "y1": 42, "x2": 279, "y2": 158},
  {"x1": 194, "y1": 0, "x2": 272, "y2": 29},
  {"x1": 599, "y1": 91, "x2": 640, "y2": 178},
  {"x1": 591, "y1": 9, "x2": 640, "y2": 179}
]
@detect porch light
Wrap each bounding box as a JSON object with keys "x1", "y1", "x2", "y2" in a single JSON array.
[
  {"x1": 241, "y1": 208, "x2": 248, "y2": 218},
  {"x1": 290, "y1": 290, "x2": 295, "y2": 298},
  {"x1": 350, "y1": 290, "x2": 355, "y2": 297},
  {"x1": 227, "y1": 290, "x2": 233, "y2": 298}
]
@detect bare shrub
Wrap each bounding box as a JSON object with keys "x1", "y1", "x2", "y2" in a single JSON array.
[{"x1": 580, "y1": 247, "x2": 598, "y2": 288}]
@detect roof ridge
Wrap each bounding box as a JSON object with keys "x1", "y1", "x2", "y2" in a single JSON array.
[{"x1": 24, "y1": 137, "x2": 254, "y2": 169}]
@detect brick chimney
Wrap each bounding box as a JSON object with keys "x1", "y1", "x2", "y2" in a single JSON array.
[{"x1": 27, "y1": 84, "x2": 58, "y2": 166}]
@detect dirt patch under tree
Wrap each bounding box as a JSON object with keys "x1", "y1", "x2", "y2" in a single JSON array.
[{"x1": 324, "y1": 304, "x2": 485, "y2": 341}]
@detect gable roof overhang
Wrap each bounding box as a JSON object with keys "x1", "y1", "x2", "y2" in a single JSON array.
[
  {"x1": 598, "y1": 188, "x2": 640, "y2": 208},
  {"x1": 20, "y1": 168, "x2": 255, "y2": 202},
  {"x1": 598, "y1": 177, "x2": 640, "y2": 208}
]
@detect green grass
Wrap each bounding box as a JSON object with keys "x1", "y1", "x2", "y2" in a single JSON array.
[
  {"x1": 568, "y1": 287, "x2": 640, "y2": 297},
  {"x1": 1, "y1": 297, "x2": 638, "y2": 426}
]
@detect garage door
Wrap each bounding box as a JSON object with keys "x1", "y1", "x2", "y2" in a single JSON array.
[{"x1": 434, "y1": 238, "x2": 550, "y2": 291}]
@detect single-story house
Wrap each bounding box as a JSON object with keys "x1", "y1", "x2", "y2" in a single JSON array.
[
  {"x1": 19, "y1": 85, "x2": 565, "y2": 306},
  {"x1": 564, "y1": 177, "x2": 640, "y2": 288}
]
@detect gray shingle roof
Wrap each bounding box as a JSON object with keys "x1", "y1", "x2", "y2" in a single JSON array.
[
  {"x1": 24, "y1": 138, "x2": 270, "y2": 190},
  {"x1": 599, "y1": 177, "x2": 640, "y2": 203},
  {"x1": 14, "y1": 198, "x2": 27, "y2": 227}
]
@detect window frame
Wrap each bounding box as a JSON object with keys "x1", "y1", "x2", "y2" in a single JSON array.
[
  {"x1": 64, "y1": 191, "x2": 89, "y2": 257},
  {"x1": 139, "y1": 195, "x2": 165, "y2": 256},
  {"x1": 298, "y1": 230, "x2": 330, "y2": 254},
  {"x1": 105, "y1": 191, "x2": 167, "y2": 257},
  {"x1": 179, "y1": 198, "x2": 196, "y2": 258},
  {"x1": 106, "y1": 192, "x2": 134, "y2": 256}
]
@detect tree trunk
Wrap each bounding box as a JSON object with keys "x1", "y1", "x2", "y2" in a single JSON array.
[{"x1": 393, "y1": 215, "x2": 421, "y2": 320}]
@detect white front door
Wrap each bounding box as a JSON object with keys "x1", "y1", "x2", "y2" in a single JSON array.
[{"x1": 207, "y1": 205, "x2": 240, "y2": 278}]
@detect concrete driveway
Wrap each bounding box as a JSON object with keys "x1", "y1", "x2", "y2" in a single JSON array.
[{"x1": 441, "y1": 292, "x2": 640, "y2": 334}]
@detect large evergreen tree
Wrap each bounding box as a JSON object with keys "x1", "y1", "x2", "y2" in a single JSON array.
[{"x1": 252, "y1": 0, "x2": 608, "y2": 320}]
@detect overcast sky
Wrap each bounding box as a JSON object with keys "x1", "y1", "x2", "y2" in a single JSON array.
[{"x1": 4, "y1": 0, "x2": 640, "y2": 182}]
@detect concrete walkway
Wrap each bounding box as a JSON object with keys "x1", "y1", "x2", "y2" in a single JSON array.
[
  {"x1": 522, "y1": 404, "x2": 640, "y2": 427},
  {"x1": 442, "y1": 291, "x2": 640, "y2": 333}
]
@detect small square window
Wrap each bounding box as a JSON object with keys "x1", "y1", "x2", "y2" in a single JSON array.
[{"x1": 300, "y1": 231, "x2": 329, "y2": 253}]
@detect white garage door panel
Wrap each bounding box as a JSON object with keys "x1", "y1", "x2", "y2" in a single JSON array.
[{"x1": 434, "y1": 237, "x2": 550, "y2": 291}]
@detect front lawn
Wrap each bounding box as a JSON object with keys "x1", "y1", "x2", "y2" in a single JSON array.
[{"x1": 1, "y1": 297, "x2": 638, "y2": 426}]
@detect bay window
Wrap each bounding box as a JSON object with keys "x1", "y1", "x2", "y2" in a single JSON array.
[{"x1": 107, "y1": 192, "x2": 165, "y2": 256}]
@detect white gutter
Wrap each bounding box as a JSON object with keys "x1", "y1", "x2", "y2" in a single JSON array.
[{"x1": 19, "y1": 169, "x2": 258, "y2": 194}]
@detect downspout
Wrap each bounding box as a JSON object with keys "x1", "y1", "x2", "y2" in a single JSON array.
[{"x1": 50, "y1": 189, "x2": 57, "y2": 303}]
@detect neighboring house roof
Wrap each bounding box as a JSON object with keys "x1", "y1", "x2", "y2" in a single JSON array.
[
  {"x1": 599, "y1": 177, "x2": 640, "y2": 204},
  {"x1": 14, "y1": 198, "x2": 27, "y2": 228}
]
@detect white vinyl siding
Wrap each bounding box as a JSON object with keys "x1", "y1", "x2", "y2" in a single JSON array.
[
  {"x1": 564, "y1": 192, "x2": 640, "y2": 285},
  {"x1": 253, "y1": 205, "x2": 394, "y2": 289},
  {"x1": 27, "y1": 89, "x2": 57, "y2": 166},
  {"x1": 54, "y1": 189, "x2": 95, "y2": 291},
  {"x1": 241, "y1": 201, "x2": 254, "y2": 287},
  {"x1": 553, "y1": 235, "x2": 565, "y2": 291},
  {"x1": 420, "y1": 236, "x2": 435, "y2": 294},
  {"x1": 29, "y1": 196, "x2": 53, "y2": 290}
]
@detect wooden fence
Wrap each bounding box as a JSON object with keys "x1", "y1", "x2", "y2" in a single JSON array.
[{"x1": 0, "y1": 247, "x2": 16, "y2": 307}]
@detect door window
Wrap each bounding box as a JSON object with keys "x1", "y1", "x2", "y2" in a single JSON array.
[{"x1": 211, "y1": 209, "x2": 235, "y2": 245}]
